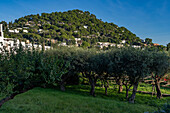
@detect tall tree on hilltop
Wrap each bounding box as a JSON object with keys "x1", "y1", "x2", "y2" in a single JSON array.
[{"x1": 167, "y1": 42, "x2": 170, "y2": 51}]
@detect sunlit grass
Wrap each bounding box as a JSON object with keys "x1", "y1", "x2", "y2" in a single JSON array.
[{"x1": 0, "y1": 83, "x2": 169, "y2": 113}]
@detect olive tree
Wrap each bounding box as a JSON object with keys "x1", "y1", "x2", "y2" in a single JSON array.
[
  {"x1": 123, "y1": 48, "x2": 152, "y2": 103},
  {"x1": 44, "y1": 47, "x2": 76, "y2": 91},
  {"x1": 0, "y1": 47, "x2": 35, "y2": 107},
  {"x1": 92, "y1": 51, "x2": 110, "y2": 95},
  {"x1": 150, "y1": 51, "x2": 170, "y2": 99},
  {"x1": 0, "y1": 46, "x2": 69, "y2": 108},
  {"x1": 107, "y1": 48, "x2": 125, "y2": 93},
  {"x1": 72, "y1": 48, "x2": 99, "y2": 96}
]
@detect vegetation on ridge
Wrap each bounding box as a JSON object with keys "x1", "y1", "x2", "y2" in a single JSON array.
[{"x1": 0, "y1": 9, "x2": 157, "y2": 47}]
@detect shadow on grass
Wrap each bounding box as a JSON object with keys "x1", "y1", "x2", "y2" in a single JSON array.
[{"x1": 44, "y1": 84, "x2": 170, "y2": 108}]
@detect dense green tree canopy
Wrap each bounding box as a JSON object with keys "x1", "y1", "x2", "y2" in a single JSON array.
[{"x1": 1, "y1": 9, "x2": 146, "y2": 46}]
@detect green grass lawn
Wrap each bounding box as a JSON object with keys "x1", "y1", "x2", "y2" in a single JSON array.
[
  {"x1": 0, "y1": 84, "x2": 169, "y2": 113},
  {"x1": 138, "y1": 83, "x2": 170, "y2": 94},
  {"x1": 0, "y1": 87, "x2": 157, "y2": 113}
]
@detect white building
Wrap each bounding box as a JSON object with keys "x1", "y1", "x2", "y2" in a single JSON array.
[
  {"x1": 121, "y1": 40, "x2": 126, "y2": 44},
  {"x1": 58, "y1": 42, "x2": 67, "y2": 46},
  {"x1": 23, "y1": 27, "x2": 29, "y2": 29},
  {"x1": 117, "y1": 44, "x2": 124, "y2": 48},
  {"x1": 75, "y1": 38, "x2": 81, "y2": 44},
  {"x1": 16, "y1": 28, "x2": 22, "y2": 30},
  {"x1": 14, "y1": 29, "x2": 19, "y2": 33},
  {"x1": 0, "y1": 24, "x2": 4, "y2": 39},
  {"x1": 38, "y1": 29, "x2": 43, "y2": 33},
  {"x1": 0, "y1": 24, "x2": 51, "y2": 52},
  {"x1": 9, "y1": 29, "x2": 20, "y2": 33},
  {"x1": 132, "y1": 45, "x2": 141, "y2": 48},
  {"x1": 23, "y1": 29, "x2": 28, "y2": 33},
  {"x1": 97, "y1": 42, "x2": 116, "y2": 48},
  {"x1": 74, "y1": 30, "x2": 78, "y2": 33},
  {"x1": 9, "y1": 29, "x2": 15, "y2": 33},
  {"x1": 83, "y1": 25, "x2": 88, "y2": 29},
  {"x1": 0, "y1": 25, "x2": 19, "y2": 52},
  {"x1": 75, "y1": 38, "x2": 82, "y2": 47}
]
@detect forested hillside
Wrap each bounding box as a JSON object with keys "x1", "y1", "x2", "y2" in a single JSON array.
[{"x1": 1, "y1": 9, "x2": 143, "y2": 45}]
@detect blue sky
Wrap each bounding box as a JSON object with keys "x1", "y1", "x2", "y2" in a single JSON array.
[{"x1": 0, "y1": 0, "x2": 169, "y2": 45}]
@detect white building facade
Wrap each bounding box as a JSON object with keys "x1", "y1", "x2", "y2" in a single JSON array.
[{"x1": 0, "y1": 24, "x2": 51, "y2": 52}]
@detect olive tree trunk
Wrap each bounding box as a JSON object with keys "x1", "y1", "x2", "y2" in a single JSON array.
[
  {"x1": 155, "y1": 80, "x2": 162, "y2": 99},
  {"x1": 124, "y1": 84, "x2": 132, "y2": 99},
  {"x1": 59, "y1": 73, "x2": 72, "y2": 91},
  {"x1": 126, "y1": 88, "x2": 129, "y2": 99},
  {"x1": 129, "y1": 82, "x2": 138, "y2": 103},
  {"x1": 90, "y1": 82, "x2": 96, "y2": 96},
  {"x1": 60, "y1": 82, "x2": 65, "y2": 91},
  {"x1": 104, "y1": 80, "x2": 109, "y2": 95},
  {"x1": 89, "y1": 77, "x2": 97, "y2": 97},
  {"x1": 118, "y1": 80, "x2": 123, "y2": 93}
]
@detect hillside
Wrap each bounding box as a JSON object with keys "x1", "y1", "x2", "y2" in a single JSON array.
[{"x1": 0, "y1": 9, "x2": 146, "y2": 46}]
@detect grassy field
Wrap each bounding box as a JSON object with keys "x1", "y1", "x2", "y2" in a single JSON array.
[{"x1": 0, "y1": 84, "x2": 169, "y2": 113}]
